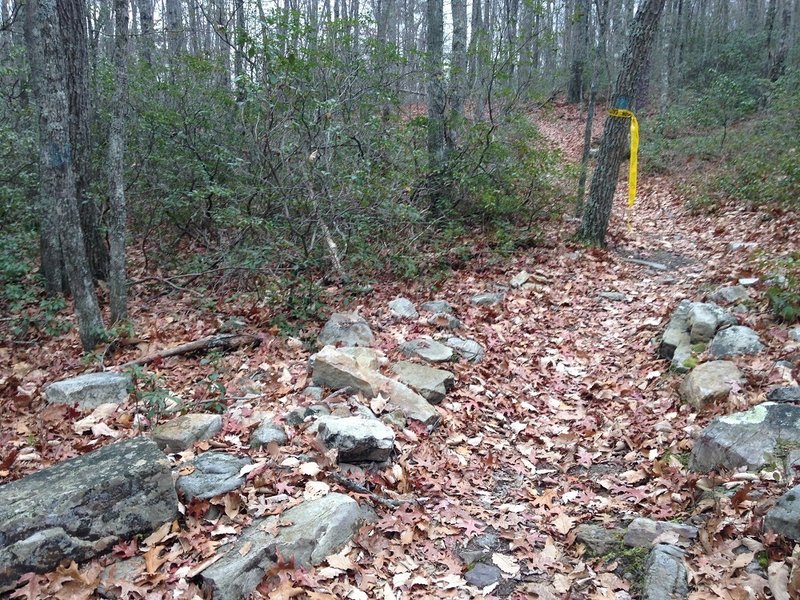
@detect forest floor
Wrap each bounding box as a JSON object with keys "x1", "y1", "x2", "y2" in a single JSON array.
[{"x1": 1, "y1": 103, "x2": 799, "y2": 599}]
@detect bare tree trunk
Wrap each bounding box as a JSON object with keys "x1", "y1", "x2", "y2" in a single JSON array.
[
  {"x1": 567, "y1": 0, "x2": 590, "y2": 103},
  {"x1": 136, "y1": 0, "x2": 154, "y2": 65},
  {"x1": 26, "y1": 0, "x2": 106, "y2": 349},
  {"x1": 578, "y1": 0, "x2": 666, "y2": 246},
  {"x1": 448, "y1": 0, "x2": 467, "y2": 147},
  {"x1": 234, "y1": 0, "x2": 245, "y2": 99},
  {"x1": 108, "y1": 0, "x2": 129, "y2": 324},
  {"x1": 165, "y1": 0, "x2": 186, "y2": 57},
  {"x1": 426, "y1": 0, "x2": 445, "y2": 213}
]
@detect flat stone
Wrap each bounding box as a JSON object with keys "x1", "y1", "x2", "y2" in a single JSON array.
[
  {"x1": 338, "y1": 347, "x2": 386, "y2": 371},
  {"x1": 317, "y1": 416, "x2": 395, "y2": 463},
  {"x1": 767, "y1": 386, "x2": 800, "y2": 403},
  {"x1": 739, "y1": 277, "x2": 759, "y2": 286},
  {"x1": 420, "y1": 300, "x2": 454, "y2": 314},
  {"x1": 151, "y1": 413, "x2": 222, "y2": 452},
  {"x1": 318, "y1": 313, "x2": 374, "y2": 348},
  {"x1": 679, "y1": 361, "x2": 744, "y2": 409},
  {"x1": 427, "y1": 312, "x2": 463, "y2": 330},
  {"x1": 446, "y1": 337, "x2": 485, "y2": 363},
  {"x1": 624, "y1": 518, "x2": 698, "y2": 548},
  {"x1": 509, "y1": 271, "x2": 530, "y2": 288},
  {"x1": 176, "y1": 452, "x2": 251, "y2": 501},
  {"x1": 729, "y1": 242, "x2": 757, "y2": 251},
  {"x1": 98, "y1": 556, "x2": 145, "y2": 599},
  {"x1": 659, "y1": 301, "x2": 691, "y2": 360},
  {"x1": 471, "y1": 292, "x2": 503, "y2": 307},
  {"x1": 388, "y1": 297, "x2": 418, "y2": 319},
  {"x1": 709, "y1": 326, "x2": 763, "y2": 358},
  {"x1": 465, "y1": 562, "x2": 502, "y2": 587},
  {"x1": 391, "y1": 361, "x2": 454, "y2": 404},
  {"x1": 598, "y1": 291, "x2": 627, "y2": 302},
  {"x1": 44, "y1": 372, "x2": 130, "y2": 410},
  {"x1": 399, "y1": 338, "x2": 454, "y2": 363},
  {"x1": 302, "y1": 386, "x2": 323, "y2": 401},
  {"x1": 249, "y1": 421, "x2": 288, "y2": 448},
  {"x1": 0, "y1": 438, "x2": 177, "y2": 587},
  {"x1": 643, "y1": 545, "x2": 689, "y2": 600},
  {"x1": 200, "y1": 493, "x2": 374, "y2": 600},
  {"x1": 690, "y1": 402, "x2": 800, "y2": 472},
  {"x1": 764, "y1": 485, "x2": 800, "y2": 540},
  {"x1": 710, "y1": 285, "x2": 749, "y2": 305},
  {"x1": 575, "y1": 524, "x2": 622, "y2": 556}
]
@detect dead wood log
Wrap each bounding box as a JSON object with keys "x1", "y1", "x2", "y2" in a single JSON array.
[{"x1": 117, "y1": 334, "x2": 262, "y2": 369}]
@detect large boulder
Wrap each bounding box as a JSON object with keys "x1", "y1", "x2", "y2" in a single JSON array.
[
  {"x1": 709, "y1": 326, "x2": 763, "y2": 359},
  {"x1": 446, "y1": 337, "x2": 486, "y2": 363},
  {"x1": 318, "y1": 313, "x2": 374, "y2": 348},
  {"x1": 642, "y1": 545, "x2": 689, "y2": 600},
  {"x1": 176, "y1": 452, "x2": 251, "y2": 501},
  {"x1": 399, "y1": 338, "x2": 454, "y2": 363},
  {"x1": 764, "y1": 485, "x2": 800, "y2": 540},
  {"x1": 151, "y1": 413, "x2": 222, "y2": 452},
  {"x1": 388, "y1": 297, "x2": 418, "y2": 319},
  {"x1": 679, "y1": 361, "x2": 744, "y2": 409},
  {"x1": 690, "y1": 402, "x2": 800, "y2": 472},
  {"x1": 391, "y1": 361, "x2": 454, "y2": 404},
  {"x1": 0, "y1": 437, "x2": 177, "y2": 587},
  {"x1": 200, "y1": 493, "x2": 374, "y2": 600},
  {"x1": 44, "y1": 372, "x2": 130, "y2": 410},
  {"x1": 317, "y1": 416, "x2": 395, "y2": 462}
]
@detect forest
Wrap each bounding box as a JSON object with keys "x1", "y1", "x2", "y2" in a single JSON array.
[{"x1": 1, "y1": 0, "x2": 800, "y2": 598}]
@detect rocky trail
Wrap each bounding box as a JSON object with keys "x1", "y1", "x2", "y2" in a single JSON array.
[{"x1": 1, "y1": 104, "x2": 799, "y2": 599}]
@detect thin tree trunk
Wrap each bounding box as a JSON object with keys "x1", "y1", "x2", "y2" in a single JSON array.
[
  {"x1": 109, "y1": 0, "x2": 129, "y2": 324},
  {"x1": 136, "y1": 0, "x2": 154, "y2": 65},
  {"x1": 578, "y1": 0, "x2": 667, "y2": 246},
  {"x1": 449, "y1": 0, "x2": 467, "y2": 147},
  {"x1": 567, "y1": 0, "x2": 590, "y2": 103},
  {"x1": 426, "y1": 0, "x2": 445, "y2": 213}
]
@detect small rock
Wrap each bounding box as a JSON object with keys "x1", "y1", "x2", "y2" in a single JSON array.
[
  {"x1": 428, "y1": 312, "x2": 463, "y2": 330},
  {"x1": 729, "y1": 242, "x2": 757, "y2": 251},
  {"x1": 739, "y1": 277, "x2": 759, "y2": 287},
  {"x1": 151, "y1": 413, "x2": 222, "y2": 452},
  {"x1": 687, "y1": 302, "x2": 732, "y2": 344},
  {"x1": 643, "y1": 544, "x2": 689, "y2": 600},
  {"x1": 176, "y1": 452, "x2": 251, "y2": 501},
  {"x1": 250, "y1": 422, "x2": 288, "y2": 448},
  {"x1": 420, "y1": 300, "x2": 454, "y2": 314},
  {"x1": 709, "y1": 285, "x2": 749, "y2": 305},
  {"x1": 98, "y1": 556, "x2": 146, "y2": 599},
  {"x1": 399, "y1": 338, "x2": 454, "y2": 363},
  {"x1": 391, "y1": 361, "x2": 454, "y2": 404},
  {"x1": 388, "y1": 297, "x2": 418, "y2": 319},
  {"x1": 509, "y1": 271, "x2": 530, "y2": 288},
  {"x1": 317, "y1": 416, "x2": 395, "y2": 462},
  {"x1": 671, "y1": 341, "x2": 694, "y2": 373},
  {"x1": 765, "y1": 484, "x2": 800, "y2": 540},
  {"x1": 709, "y1": 326, "x2": 763, "y2": 358},
  {"x1": 767, "y1": 387, "x2": 800, "y2": 403},
  {"x1": 624, "y1": 518, "x2": 698, "y2": 548},
  {"x1": 679, "y1": 360, "x2": 744, "y2": 409},
  {"x1": 318, "y1": 313, "x2": 374, "y2": 348},
  {"x1": 381, "y1": 410, "x2": 406, "y2": 429},
  {"x1": 45, "y1": 372, "x2": 130, "y2": 410},
  {"x1": 598, "y1": 291, "x2": 627, "y2": 302},
  {"x1": 659, "y1": 300, "x2": 691, "y2": 360},
  {"x1": 302, "y1": 386, "x2": 324, "y2": 401},
  {"x1": 446, "y1": 337, "x2": 486, "y2": 363},
  {"x1": 766, "y1": 274, "x2": 788, "y2": 287},
  {"x1": 575, "y1": 524, "x2": 622, "y2": 556},
  {"x1": 789, "y1": 327, "x2": 800, "y2": 342},
  {"x1": 470, "y1": 292, "x2": 504, "y2": 307},
  {"x1": 465, "y1": 562, "x2": 502, "y2": 588}
]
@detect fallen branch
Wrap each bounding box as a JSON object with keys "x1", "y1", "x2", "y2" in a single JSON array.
[
  {"x1": 116, "y1": 334, "x2": 262, "y2": 369},
  {"x1": 328, "y1": 471, "x2": 415, "y2": 509}
]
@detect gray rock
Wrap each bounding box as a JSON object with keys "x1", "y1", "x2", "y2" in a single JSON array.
[
  {"x1": 465, "y1": 562, "x2": 502, "y2": 588},
  {"x1": 318, "y1": 313, "x2": 374, "y2": 348},
  {"x1": 200, "y1": 493, "x2": 374, "y2": 600},
  {"x1": 710, "y1": 285, "x2": 749, "y2": 305},
  {"x1": 729, "y1": 242, "x2": 757, "y2": 251},
  {"x1": 446, "y1": 337, "x2": 486, "y2": 363},
  {"x1": 249, "y1": 422, "x2": 288, "y2": 448},
  {"x1": 767, "y1": 386, "x2": 800, "y2": 403},
  {"x1": 765, "y1": 485, "x2": 800, "y2": 540},
  {"x1": 598, "y1": 291, "x2": 627, "y2": 302},
  {"x1": 44, "y1": 372, "x2": 130, "y2": 410},
  {"x1": 399, "y1": 338, "x2": 454, "y2": 363},
  {"x1": 679, "y1": 361, "x2": 744, "y2": 409},
  {"x1": 427, "y1": 312, "x2": 463, "y2": 330},
  {"x1": 420, "y1": 300, "x2": 454, "y2": 314},
  {"x1": 690, "y1": 402, "x2": 800, "y2": 472},
  {"x1": 302, "y1": 386, "x2": 324, "y2": 401},
  {"x1": 471, "y1": 292, "x2": 504, "y2": 307},
  {"x1": 509, "y1": 271, "x2": 530, "y2": 288},
  {"x1": 575, "y1": 524, "x2": 621, "y2": 556},
  {"x1": 739, "y1": 277, "x2": 760, "y2": 287},
  {"x1": 0, "y1": 438, "x2": 177, "y2": 587},
  {"x1": 381, "y1": 410, "x2": 407, "y2": 429},
  {"x1": 317, "y1": 416, "x2": 395, "y2": 462},
  {"x1": 458, "y1": 531, "x2": 497, "y2": 565},
  {"x1": 789, "y1": 327, "x2": 800, "y2": 342},
  {"x1": 624, "y1": 518, "x2": 698, "y2": 548},
  {"x1": 391, "y1": 361, "x2": 454, "y2": 404},
  {"x1": 176, "y1": 452, "x2": 251, "y2": 501},
  {"x1": 710, "y1": 326, "x2": 763, "y2": 358},
  {"x1": 643, "y1": 545, "x2": 689, "y2": 600},
  {"x1": 151, "y1": 413, "x2": 222, "y2": 452},
  {"x1": 671, "y1": 341, "x2": 694, "y2": 373},
  {"x1": 659, "y1": 301, "x2": 691, "y2": 360},
  {"x1": 338, "y1": 346, "x2": 386, "y2": 371},
  {"x1": 688, "y1": 303, "x2": 722, "y2": 343},
  {"x1": 388, "y1": 297, "x2": 418, "y2": 319},
  {"x1": 98, "y1": 556, "x2": 145, "y2": 599},
  {"x1": 312, "y1": 347, "x2": 439, "y2": 425}
]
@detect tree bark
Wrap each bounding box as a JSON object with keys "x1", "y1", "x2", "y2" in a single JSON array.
[
  {"x1": 136, "y1": 0, "x2": 153, "y2": 65},
  {"x1": 26, "y1": 0, "x2": 106, "y2": 349},
  {"x1": 567, "y1": 0, "x2": 590, "y2": 103},
  {"x1": 448, "y1": 0, "x2": 467, "y2": 146},
  {"x1": 108, "y1": 0, "x2": 129, "y2": 324},
  {"x1": 578, "y1": 0, "x2": 666, "y2": 246},
  {"x1": 426, "y1": 0, "x2": 446, "y2": 213}
]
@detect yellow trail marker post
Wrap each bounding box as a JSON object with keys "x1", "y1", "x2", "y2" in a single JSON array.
[{"x1": 608, "y1": 108, "x2": 639, "y2": 209}]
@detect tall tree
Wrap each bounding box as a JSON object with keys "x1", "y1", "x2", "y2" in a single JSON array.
[
  {"x1": 426, "y1": 0, "x2": 445, "y2": 212},
  {"x1": 578, "y1": 0, "x2": 667, "y2": 245},
  {"x1": 25, "y1": 0, "x2": 106, "y2": 349},
  {"x1": 449, "y1": 0, "x2": 467, "y2": 145},
  {"x1": 567, "y1": 0, "x2": 590, "y2": 103},
  {"x1": 108, "y1": 0, "x2": 129, "y2": 324}
]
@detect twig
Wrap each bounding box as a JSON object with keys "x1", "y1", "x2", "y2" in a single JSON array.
[
  {"x1": 116, "y1": 334, "x2": 262, "y2": 369},
  {"x1": 328, "y1": 472, "x2": 412, "y2": 508}
]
